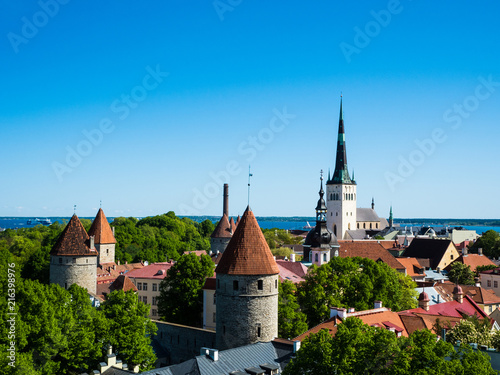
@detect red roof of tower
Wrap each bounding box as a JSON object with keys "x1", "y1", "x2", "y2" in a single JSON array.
[
  {"x1": 215, "y1": 207, "x2": 279, "y2": 275},
  {"x1": 50, "y1": 214, "x2": 98, "y2": 256},
  {"x1": 211, "y1": 213, "x2": 233, "y2": 238},
  {"x1": 88, "y1": 208, "x2": 116, "y2": 244}
]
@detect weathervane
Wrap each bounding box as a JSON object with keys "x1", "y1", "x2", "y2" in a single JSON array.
[
  {"x1": 73, "y1": 205, "x2": 77, "y2": 215},
  {"x1": 247, "y1": 165, "x2": 253, "y2": 206}
]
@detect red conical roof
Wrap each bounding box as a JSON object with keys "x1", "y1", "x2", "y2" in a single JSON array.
[
  {"x1": 215, "y1": 207, "x2": 279, "y2": 275},
  {"x1": 229, "y1": 217, "x2": 236, "y2": 233},
  {"x1": 88, "y1": 208, "x2": 116, "y2": 244},
  {"x1": 51, "y1": 214, "x2": 98, "y2": 256},
  {"x1": 211, "y1": 213, "x2": 233, "y2": 238}
]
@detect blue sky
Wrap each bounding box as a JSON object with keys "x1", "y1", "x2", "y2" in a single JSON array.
[{"x1": 1, "y1": 1, "x2": 499, "y2": 219}]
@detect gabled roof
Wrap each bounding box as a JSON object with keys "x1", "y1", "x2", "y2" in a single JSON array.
[
  {"x1": 215, "y1": 207, "x2": 279, "y2": 275},
  {"x1": 337, "y1": 241, "x2": 405, "y2": 271},
  {"x1": 50, "y1": 214, "x2": 98, "y2": 256},
  {"x1": 109, "y1": 274, "x2": 137, "y2": 293},
  {"x1": 448, "y1": 254, "x2": 496, "y2": 272},
  {"x1": 88, "y1": 208, "x2": 116, "y2": 244},
  {"x1": 276, "y1": 260, "x2": 308, "y2": 284},
  {"x1": 397, "y1": 257, "x2": 425, "y2": 278},
  {"x1": 401, "y1": 295, "x2": 489, "y2": 319},
  {"x1": 125, "y1": 262, "x2": 174, "y2": 280},
  {"x1": 211, "y1": 214, "x2": 232, "y2": 238},
  {"x1": 434, "y1": 282, "x2": 500, "y2": 305},
  {"x1": 402, "y1": 238, "x2": 455, "y2": 269},
  {"x1": 356, "y1": 208, "x2": 381, "y2": 222}
]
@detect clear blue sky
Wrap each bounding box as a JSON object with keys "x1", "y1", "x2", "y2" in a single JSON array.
[{"x1": 1, "y1": 1, "x2": 499, "y2": 219}]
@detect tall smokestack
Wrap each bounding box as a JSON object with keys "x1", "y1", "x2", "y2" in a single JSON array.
[{"x1": 223, "y1": 183, "x2": 229, "y2": 217}]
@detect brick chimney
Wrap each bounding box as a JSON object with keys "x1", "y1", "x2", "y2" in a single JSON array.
[
  {"x1": 223, "y1": 183, "x2": 229, "y2": 217},
  {"x1": 478, "y1": 248, "x2": 483, "y2": 256},
  {"x1": 90, "y1": 235, "x2": 95, "y2": 250}
]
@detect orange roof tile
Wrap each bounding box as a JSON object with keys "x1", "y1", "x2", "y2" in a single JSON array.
[
  {"x1": 397, "y1": 257, "x2": 425, "y2": 277},
  {"x1": 110, "y1": 275, "x2": 138, "y2": 293},
  {"x1": 452, "y1": 254, "x2": 496, "y2": 272},
  {"x1": 215, "y1": 207, "x2": 279, "y2": 275},
  {"x1": 211, "y1": 214, "x2": 233, "y2": 238},
  {"x1": 337, "y1": 241, "x2": 405, "y2": 271},
  {"x1": 125, "y1": 262, "x2": 174, "y2": 280},
  {"x1": 88, "y1": 208, "x2": 116, "y2": 244},
  {"x1": 50, "y1": 214, "x2": 98, "y2": 256}
]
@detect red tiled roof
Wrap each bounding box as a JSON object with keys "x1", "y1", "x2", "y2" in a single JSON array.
[
  {"x1": 110, "y1": 275, "x2": 138, "y2": 293},
  {"x1": 435, "y1": 283, "x2": 500, "y2": 305},
  {"x1": 276, "y1": 260, "x2": 308, "y2": 284},
  {"x1": 402, "y1": 295, "x2": 488, "y2": 319},
  {"x1": 211, "y1": 214, "x2": 233, "y2": 238},
  {"x1": 229, "y1": 217, "x2": 236, "y2": 233},
  {"x1": 203, "y1": 276, "x2": 216, "y2": 290},
  {"x1": 50, "y1": 214, "x2": 98, "y2": 256},
  {"x1": 215, "y1": 207, "x2": 279, "y2": 275},
  {"x1": 88, "y1": 208, "x2": 116, "y2": 244},
  {"x1": 397, "y1": 257, "x2": 425, "y2": 277},
  {"x1": 125, "y1": 262, "x2": 174, "y2": 280},
  {"x1": 337, "y1": 241, "x2": 405, "y2": 271},
  {"x1": 450, "y1": 254, "x2": 496, "y2": 272},
  {"x1": 96, "y1": 262, "x2": 144, "y2": 283}
]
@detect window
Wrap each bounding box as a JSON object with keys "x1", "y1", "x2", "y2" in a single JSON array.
[
  {"x1": 143, "y1": 296, "x2": 148, "y2": 304},
  {"x1": 488, "y1": 280, "x2": 492, "y2": 287},
  {"x1": 315, "y1": 254, "x2": 319, "y2": 262},
  {"x1": 137, "y1": 283, "x2": 142, "y2": 291},
  {"x1": 152, "y1": 283, "x2": 157, "y2": 291},
  {"x1": 152, "y1": 297, "x2": 157, "y2": 305},
  {"x1": 357, "y1": 223, "x2": 359, "y2": 229},
  {"x1": 213, "y1": 293, "x2": 216, "y2": 305},
  {"x1": 370, "y1": 223, "x2": 372, "y2": 229},
  {"x1": 65, "y1": 283, "x2": 67, "y2": 289},
  {"x1": 323, "y1": 253, "x2": 327, "y2": 262},
  {"x1": 257, "y1": 325, "x2": 261, "y2": 338},
  {"x1": 450, "y1": 254, "x2": 454, "y2": 260},
  {"x1": 143, "y1": 283, "x2": 148, "y2": 291},
  {"x1": 233, "y1": 280, "x2": 239, "y2": 291},
  {"x1": 275, "y1": 279, "x2": 278, "y2": 289},
  {"x1": 495, "y1": 281, "x2": 498, "y2": 288},
  {"x1": 258, "y1": 280, "x2": 263, "y2": 290},
  {"x1": 152, "y1": 309, "x2": 157, "y2": 316},
  {"x1": 213, "y1": 312, "x2": 216, "y2": 323},
  {"x1": 72, "y1": 258, "x2": 76, "y2": 264}
]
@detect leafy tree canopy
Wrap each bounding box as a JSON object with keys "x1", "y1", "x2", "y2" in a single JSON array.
[
  {"x1": 262, "y1": 228, "x2": 302, "y2": 249},
  {"x1": 297, "y1": 257, "x2": 418, "y2": 326},
  {"x1": 278, "y1": 280, "x2": 308, "y2": 339},
  {"x1": 158, "y1": 253, "x2": 215, "y2": 326},
  {"x1": 470, "y1": 230, "x2": 500, "y2": 258},
  {"x1": 448, "y1": 262, "x2": 476, "y2": 285}
]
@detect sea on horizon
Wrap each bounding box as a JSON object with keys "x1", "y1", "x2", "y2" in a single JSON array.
[{"x1": 1, "y1": 216, "x2": 500, "y2": 235}]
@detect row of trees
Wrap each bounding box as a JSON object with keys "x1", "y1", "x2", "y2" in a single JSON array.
[
  {"x1": 0, "y1": 253, "x2": 157, "y2": 374},
  {"x1": 284, "y1": 318, "x2": 497, "y2": 375}
]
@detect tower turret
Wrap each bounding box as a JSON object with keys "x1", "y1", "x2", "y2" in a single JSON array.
[
  {"x1": 50, "y1": 214, "x2": 98, "y2": 294},
  {"x1": 88, "y1": 208, "x2": 116, "y2": 265},
  {"x1": 215, "y1": 207, "x2": 279, "y2": 350},
  {"x1": 326, "y1": 96, "x2": 357, "y2": 239},
  {"x1": 210, "y1": 184, "x2": 233, "y2": 253}
]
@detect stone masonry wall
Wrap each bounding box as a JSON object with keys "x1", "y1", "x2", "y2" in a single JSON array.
[
  {"x1": 216, "y1": 273, "x2": 278, "y2": 350},
  {"x1": 97, "y1": 243, "x2": 115, "y2": 264},
  {"x1": 210, "y1": 237, "x2": 231, "y2": 254},
  {"x1": 50, "y1": 255, "x2": 97, "y2": 294}
]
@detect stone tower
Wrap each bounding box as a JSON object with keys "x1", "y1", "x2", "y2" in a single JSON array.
[
  {"x1": 50, "y1": 214, "x2": 98, "y2": 294},
  {"x1": 215, "y1": 207, "x2": 279, "y2": 350},
  {"x1": 303, "y1": 172, "x2": 339, "y2": 266},
  {"x1": 210, "y1": 184, "x2": 233, "y2": 253},
  {"x1": 88, "y1": 208, "x2": 116, "y2": 265},
  {"x1": 326, "y1": 96, "x2": 357, "y2": 239}
]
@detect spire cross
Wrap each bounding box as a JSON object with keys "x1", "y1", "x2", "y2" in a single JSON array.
[
  {"x1": 73, "y1": 205, "x2": 76, "y2": 215},
  {"x1": 247, "y1": 165, "x2": 253, "y2": 206},
  {"x1": 320, "y1": 169, "x2": 323, "y2": 181}
]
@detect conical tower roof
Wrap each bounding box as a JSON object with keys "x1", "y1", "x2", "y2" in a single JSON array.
[
  {"x1": 211, "y1": 213, "x2": 233, "y2": 238},
  {"x1": 229, "y1": 217, "x2": 236, "y2": 233},
  {"x1": 216, "y1": 207, "x2": 279, "y2": 275},
  {"x1": 88, "y1": 208, "x2": 116, "y2": 244},
  {"x1": 51, "y1": 214, "x2": 97, "y2": 256}
]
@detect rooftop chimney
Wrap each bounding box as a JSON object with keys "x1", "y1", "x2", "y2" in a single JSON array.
[
  {"x1": 479, "y1": 248, "x2": 483, "y2": 256},
  {"x1": 463, "y1": 247, "x2": 468, "y2": 256},
  {"x1": 223, "y1": 183, "x2": 229, "y2": 217},
  {"x1": 112, "y1": 226, "x2": 115, "y2": 237},
  {"x1": 290, "y1": 253, "x2": 296, "y2": 262},
  {"x1": 293, "y1": 340, "x2": 301, "y2": 353},
  {"x1": 374, "y1": 301, "x2": 383, "y2": 309},
  {"x1": 90, "y1": 235, "x2": 95, "y2": 250}
]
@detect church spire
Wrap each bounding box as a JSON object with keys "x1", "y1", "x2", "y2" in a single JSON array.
[
  {"x1": 315, "y1": 170, "x2": 327, "y2": 223},
  {"x1": 389, "y1": 205, "x2": 394, "y2": 228},
  {"x1": 329, "y1": 95, "x2": 354, "y2": 185}
]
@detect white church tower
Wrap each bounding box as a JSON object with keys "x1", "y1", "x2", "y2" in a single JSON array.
[{"x1": 326, "y1": 97, "x2": 357, "y2": 239}]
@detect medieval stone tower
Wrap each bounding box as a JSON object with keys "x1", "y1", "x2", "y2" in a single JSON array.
[
  {"x1": 215, "y1": 206, "x2": 279, "y2": 350},
  {"x1": 326, "y1": 97, "x2": 357, "y2": 239},
  {"x1": 50, "y1": 214, "x2": 98, "y2": 294},
  {"x1": 88, "y1": 208, "x2": 116, "y2": 265}
]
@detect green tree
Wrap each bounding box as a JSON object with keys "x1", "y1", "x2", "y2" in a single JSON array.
[
  {"x1": 278, "y1": 280, "x2": 308, "y2": 339},
  {"x1": 158, "y1": 253, "x2": 215, "y2": 326},
  {"x1": 297, "y1": 257, "x2": 417, "y2": 326},
  {"x1": 448, "y1": 262, "x2": 475, "y2": 285},
  {"x1": 271, "y1": 247, "x2": 294, "y2": 258},
  {"x1": 100, "y1": 290, "x2": 157, "y2": 370},
  {"x1": 470, "y1": 230, "x2": 500, "y2": 258},
  {"x1": 447, "y1": 315, "x2": 493, "y2": 347}
]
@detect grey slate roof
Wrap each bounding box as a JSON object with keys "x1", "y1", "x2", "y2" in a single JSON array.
[
  {"x1": 140, "y1": 342, "x2": 293, "y2": 375},
  {"x1": 356, "y1": 208, "x2": 381, "y2": 222}
]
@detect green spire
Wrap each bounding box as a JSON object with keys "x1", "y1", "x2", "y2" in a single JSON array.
[{"x1": 340, "y1": 95, "x2": 343, "y2": 121}]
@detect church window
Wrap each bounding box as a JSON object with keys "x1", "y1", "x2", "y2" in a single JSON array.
[
  {"x1": 233, "y1": 280, "x2": 239, "y2": 291},
  {"x1": 258, "y1": 280, "x2": 263, "y2": 290},
  {"x1": 363, "y1": 223, "x2": 366, "y2": 229},
  {"x1": 323, "y1": 253, "x2": 327, "y2": 262},
  {"x1": 315, "y1": 254, "x2": 319, "y2": 262},
  {"x1": 370, "y1": 223, "x2": 372, "y2": 229},
  {"x1": 376, "y1": 223, "x2": 378, "y2": 228},
  {"x1": 348, "y1": 223, "x2": 351, "y2": 230}
]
